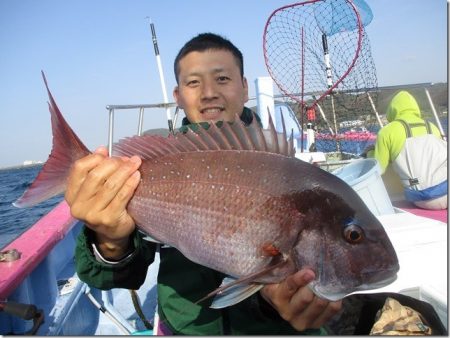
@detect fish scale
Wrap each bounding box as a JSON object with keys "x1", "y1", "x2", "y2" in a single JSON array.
[
  {"x1": 14, "y1": 73, "x2": 400, "y2": 303},
  {"x1": 129, "y1": 155, "x2": 302, "y2": 280}
]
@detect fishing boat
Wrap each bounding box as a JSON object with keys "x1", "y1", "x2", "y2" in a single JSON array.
[{"x1": 0, "y1": 80, "x2": 447, "y2": 335}]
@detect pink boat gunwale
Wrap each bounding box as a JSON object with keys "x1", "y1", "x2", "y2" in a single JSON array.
[{"x1": 0, "y1": 201, "x2": 77, "y2": 299}]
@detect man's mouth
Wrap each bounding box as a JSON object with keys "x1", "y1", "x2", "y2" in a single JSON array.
[{"x1": 201, "y1": 107, "x2": 224, "y2": 119}]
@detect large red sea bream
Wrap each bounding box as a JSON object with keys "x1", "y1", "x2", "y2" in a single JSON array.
[{"x1": 15, "y1": 74, "x2": 399, "y2": 307}]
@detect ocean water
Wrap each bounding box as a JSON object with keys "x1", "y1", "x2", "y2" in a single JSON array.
[{"x1": 0, "y1": 165, "x2": 63, "y2": 250}]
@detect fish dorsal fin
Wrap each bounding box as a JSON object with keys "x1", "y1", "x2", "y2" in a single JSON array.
[{"x1": 112, "y1": 113, "x2": 295, "y2": 159}]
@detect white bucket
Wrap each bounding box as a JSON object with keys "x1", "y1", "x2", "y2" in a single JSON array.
[{"x1": 332, "y1": 158, "x2": 395, "y2": 216}]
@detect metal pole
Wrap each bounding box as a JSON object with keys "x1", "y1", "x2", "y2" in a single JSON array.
[
  {"x1": 173, "y1": 106, "x2": 180, "y2": 132},
  {"x1": 322, "y1": 34, "x2": 333, "y2": 90},
  {"x1": 424, "y1": 88, "x2": 446, "y2": 140},
  {"x1": 108, "y1": 108, "x2": 114, "y2": 156},
  {"x1": 84, "y1": 287, "x2": 131, "y2": 335},
  {"x1": 314, "y1": 101, "x2": 334, "y2": 135},
  {"x1": 147, "y1": 19, "x2": 174, "y2": 134},
  {"x1": 137, "y1": 107, "x2": 144, "y2": 136},
  {"x1": 366, "y1": 92, "x2": 383, "y2": 128},
  {"x1": 330, "y1": 95, "x2": 338, "y2": 134},
  {"x1": 300, "y1": 27, "x2": 305, "y2": 152},
  {"x1": 330, "y1": 95, "x2": 340, "y2": 152},
  {"x1": 322, "y1": 33, "x2": 339, "y2": 151}
]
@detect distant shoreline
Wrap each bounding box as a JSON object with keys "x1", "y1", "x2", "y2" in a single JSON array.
[{"x1": 0, "y1": 163, "x2": 43, "y2": 171}]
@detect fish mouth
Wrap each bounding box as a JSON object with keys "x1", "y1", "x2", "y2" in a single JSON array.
[
  {"x1": 309, "y1": 273, "x2": 398, "y2": 302},
  {"x1": 355, "y1": 273, "x2": 398, "y2": 291}
]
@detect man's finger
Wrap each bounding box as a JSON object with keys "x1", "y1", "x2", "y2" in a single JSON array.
[
  {"x1": 103, "y1": 170, "x2": 141, "y2": 216},
  {"x1": 262, "y1": 268, "x2": 316, "y2": 307},
  {"x1": 289, "y1": 296, "x2": 342, "y2": 330},
  {"x1": 73, "y1": 157, "x2": 124, "y2": 204},
  {"x1": 65, "y1": 152, "x2": 108, "y2": 204},
  {"x1": 283, "y1": 269, "x2": 315, "y2": 299},
  {"x1": 89, "y1": 156, "x2": 142, "y2": 211},
  {"x1": 94, "y1": 146, "x2": 109, "y2": 156}
]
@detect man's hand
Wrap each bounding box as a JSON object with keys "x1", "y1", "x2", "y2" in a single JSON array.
[
  {"x1": 65, "y1": 146, "x2": 142, "y2": 259},
  {"x1": 260, "y1": 269, "x2": 342, "y2": 332}
]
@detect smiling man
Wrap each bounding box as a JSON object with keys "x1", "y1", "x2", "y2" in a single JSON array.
[
  {"x1": 174, "y1": 48, "x2": 249, "y2": 123},
  {"x1": 70, "y1": 33, "x2": 342, "y2": 335}
]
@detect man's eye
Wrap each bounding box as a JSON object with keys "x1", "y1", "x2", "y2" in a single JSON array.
[
  {"x1": 217, "y1": 76, "x2": 229, "y2": 83},
  {"x1": 187, "y1": 80, "x2": 199, "y2": 86}
]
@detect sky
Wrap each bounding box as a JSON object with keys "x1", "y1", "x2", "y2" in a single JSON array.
[{"x1": 0, "y1": 0, "x2": 447, "y2": 167}]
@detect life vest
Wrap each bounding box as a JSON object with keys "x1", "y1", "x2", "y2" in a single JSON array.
[{"x1": 392, "y1": 120, "x2": 447, "y2": 202}]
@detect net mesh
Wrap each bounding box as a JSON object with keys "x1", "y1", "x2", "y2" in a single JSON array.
[{"x1": 264, "y1": 0, "x2": 379, "y2": 155}]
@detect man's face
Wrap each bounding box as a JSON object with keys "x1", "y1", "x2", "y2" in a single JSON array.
[{"x1": 173, "y1": 49, "x2": 249, "y2": 123}]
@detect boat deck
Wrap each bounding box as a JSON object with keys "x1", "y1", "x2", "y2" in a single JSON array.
[
  {"x1": 0, "y1": 169, "x2": 447, "y2": 334},
  {"x1": 359, "y1": 208, "x2": 447, "y2": 329},
  {"x1": 392, "y1": 200, "x2": 447, "y2": 223}
]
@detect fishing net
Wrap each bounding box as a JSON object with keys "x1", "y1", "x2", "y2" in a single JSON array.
[{"x1": 264, "y1": 0, "x2": 379, "y2": 155}]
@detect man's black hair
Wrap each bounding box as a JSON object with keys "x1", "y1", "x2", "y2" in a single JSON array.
[{"x1": 173, "y1": 33, "x2": 244, "y2": 84}]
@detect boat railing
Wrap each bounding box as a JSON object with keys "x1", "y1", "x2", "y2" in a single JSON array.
[
  {"x1": 105, "y1": 102, "x2": 177, "y2": 155},
  {"x1": 104, "y1": 81, "x2": 446, "y2": 156},
  {"x1": 104, "y1": 96, "x2": 261, "y2": 155}
]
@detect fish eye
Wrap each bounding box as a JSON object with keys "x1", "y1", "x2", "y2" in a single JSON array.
[{"x1": 343, "y1": 224, "x2": 364, "y2": 244}]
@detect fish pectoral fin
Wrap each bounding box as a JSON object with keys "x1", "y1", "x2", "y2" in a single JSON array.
[
  {"x1": 195, "y1": 255, "x2": 288, "y2": 308},
  {"x1": 210, "y1": 278, "x2": 264, "y2": 309},
  {"x1": 142, "y1": 236, "x2": 162, "y2": 244},
  {"x1": 139, "y1": 230, "x2": 164, "y2": 244}
]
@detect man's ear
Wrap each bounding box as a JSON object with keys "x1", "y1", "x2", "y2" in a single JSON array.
[
  {"x1": 243, "y1": 77, "x2": 249, "y2": 102},
  {"x1": 173, "y1": 86, "x2": 182, "y2": 108}
]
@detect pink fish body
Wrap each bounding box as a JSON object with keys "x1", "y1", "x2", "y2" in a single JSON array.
[{"x1": 15, "y1": 74, "x2": 399, "y2": 303}]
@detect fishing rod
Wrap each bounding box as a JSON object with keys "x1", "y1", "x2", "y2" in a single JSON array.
[
  {"x1": 321, "y1": 33, "x2": 339, "y2": 150},
  {"x1": 146, "y1": 18, "x2": 174, "y2": 134}
]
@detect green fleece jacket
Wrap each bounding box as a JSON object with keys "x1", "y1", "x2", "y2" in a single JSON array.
[
  {"x1": 370, "y1": 91, "x2": 442, "y2": 173},
  {"x1": 75, "y1": 108, "x2": 325, "y2": 335}
]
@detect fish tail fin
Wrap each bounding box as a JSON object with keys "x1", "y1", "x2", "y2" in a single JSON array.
[{"x1": 13, "y1": 72, "x2": 91, "y2": 208}]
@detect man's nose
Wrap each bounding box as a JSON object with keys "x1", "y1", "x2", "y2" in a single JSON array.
[{"x1": 201, "y1": 80, "x2": 219, "y2": 100}]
